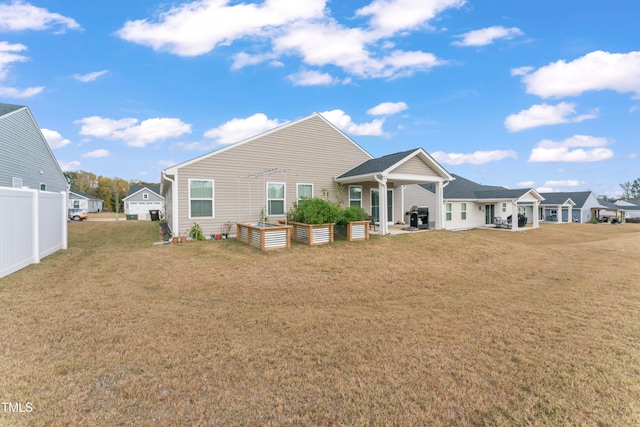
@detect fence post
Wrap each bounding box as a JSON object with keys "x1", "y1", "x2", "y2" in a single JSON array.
[
  {"x1": 32, "y1": 189, "x2": 40, "y2": 264},
  {"x1": 61, "y1": 191, "x2": 68, "y2": 250}
]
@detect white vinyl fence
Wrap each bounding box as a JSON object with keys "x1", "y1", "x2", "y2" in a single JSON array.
[{"x1": 0, "y1": 187, "x2": 67, "y2": 279}]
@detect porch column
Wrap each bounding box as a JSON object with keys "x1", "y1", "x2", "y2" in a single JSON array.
[
  {"x1": 568, "y1": 205, "x2": 573, "y2": 222},
  {"x1": 556, "y1": 205, "x2": 562, "y2": 223},
  {"x1": 378, "y1": 178, "x2": 388, "y2": 235},
  {"x1": 533, "y1": 201, "x2": 540, "y2": 229},
  {"x1": 435, "y1": 181, "x2": 443, "y2": 230},
  {"x1": 511, "y1": 201, "x2": 519, "y2": 231}
]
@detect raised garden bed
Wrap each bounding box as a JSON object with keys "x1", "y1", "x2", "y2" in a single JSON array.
[
  {"x1": 236, "y1": 222, "x2": 291, "y2": 251},
  {"x1": 334, "y1": 220, "x2": 370, "y2": 241},
  {"x1": 290, "y1": 222, "x2": 334, "y2": 245}
]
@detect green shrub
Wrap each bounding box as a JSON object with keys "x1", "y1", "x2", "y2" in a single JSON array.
[
  {"x1": 338, "y1": 205, "x2": 369, "y2": 225},
  {"x1": 287, "y1": 197, "x2": 342, "y2": 224}
]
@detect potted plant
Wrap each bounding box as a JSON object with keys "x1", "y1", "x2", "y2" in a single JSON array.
[
  {"x1": 188, "y1": 222, "x2": 205, "y2": 241},
  {"x1": 172, "y1": 233, "x2": 179, "y2": 244}
]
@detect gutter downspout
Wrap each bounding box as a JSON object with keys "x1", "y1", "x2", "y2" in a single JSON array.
[
  {"x1": 162, "y1": 171, "x2": 178, "y2": 236},
  {"x1": 374, "y1": 174, "x2": 388, "y2": 235}
]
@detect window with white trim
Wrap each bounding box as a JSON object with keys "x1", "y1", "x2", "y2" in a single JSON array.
[
  {"x1": 189, "y1": 179, "x2": 214, "y2": 218},
  {"x1": 461, "y1": 202, "x2": 467, "y2": 220},
  {"x1": 267, "y1": 182, "x2": 285, "y2": 215},
  {"x1": 349, "y1": 186, "x2": 362, "y2": 207},
  {"x1": 12, "y1": 177, "x2": 22, "y2": 188},
  {"x1": 40, "y1": 183, "x2": 47, "y2": 191},
  {"x1": 297, "y1": 183, "x2": 313, "y2": 201},
  {"x1": 73, "y1": 200, "x2": 80, "y2": 208},
  {"x1": 446, "y1": 203, "x2": 452, "y2": 221},
  {"x1": 143, "y1": 193, "x2": 149, "y2": 200},
  {"x1": 502, "y1": 202, "x2": 507, "y2": 213}
]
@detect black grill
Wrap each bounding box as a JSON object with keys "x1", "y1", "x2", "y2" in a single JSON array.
[{"x1": 406, "y1": 206, "x2": 429, "y2": 229}]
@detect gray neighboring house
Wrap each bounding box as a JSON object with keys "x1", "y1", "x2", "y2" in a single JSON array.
[
  {"x1": 124, "y1": 185, "x2": 164, "y2": 219},
  {"x1": 538, "y1": 191, "x2": 602, "y2": 223},
  {"x1": 0, "y1": 103, "x2": 67, "y2": 192},
  {"x1": 161, "y1": 113, "x2": 452, "y2": 237},
  {"x1": 615, "y1": 199, "x2": 640, "y2": 219},
  {"x1": 406, "y1": 174, "x2": 543, "y2": 231},
  {"x1": 68, "y1": 189, "x2": 104, "y2": 212}
]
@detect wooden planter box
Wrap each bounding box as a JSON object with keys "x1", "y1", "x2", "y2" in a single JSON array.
[
  {"x1": 236, "y1": 223, "x2": 291, "y2": 251},
  {"x1": 290, "y1": 222, "x2": 334, "y2": 245},
  {"x1": 334, "y1": 220, "x2": 370, "y2": 241}
]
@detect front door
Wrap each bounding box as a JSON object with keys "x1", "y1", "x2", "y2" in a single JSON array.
[{"x1": 485, "y1": 204, "x2": 495, "y2": 225}]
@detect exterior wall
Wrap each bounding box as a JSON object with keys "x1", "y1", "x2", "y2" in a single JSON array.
[
  {"x1": 124, "y1": 188, "x2": 165, "y2": 216},
  {"x1": 68, "y1": 194, "x2": 89, "y2": 210},
  {"x1": 576, "y1": 193, "x2": 602, "y2": 223},
  {"x1": 170, "y1": 114, "x2": 371, "y2": 236},
  {"x1": 394, "y1": 156, "x2": 442, "y2": 179},
  {"x1": 0, "y1": 187, "x2": 67, "y2": 278},
  {"x1": 443, "y1": 201, "x2": 485, "y2": 230},
  {"x1": 403, "y1": 185, "x2": 438, "y2": 226},
  {"x1": 125, "y1": 188, "x2": 164, "y2": 203},
  {"x1": 0, "y1": 108, "x2": 67, "y2": 193}
]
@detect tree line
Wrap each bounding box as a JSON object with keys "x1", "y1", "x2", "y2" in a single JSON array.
[
  {"x1": 619, "y1": 178, "x2": 640, "y2": 200},
  {"x1": 64, "y1": 170, "x2": 159, "y2": 213}
]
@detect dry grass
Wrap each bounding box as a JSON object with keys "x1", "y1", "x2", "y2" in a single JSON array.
[{"x1": 1, "y1": 222, "x2": 640, "y2": 426}]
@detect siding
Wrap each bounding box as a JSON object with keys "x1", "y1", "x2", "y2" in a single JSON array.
[
  {"x1": 125, "y1": 189, "x2": 164, "y2": 203},
  {"x1": 394, "y1": 155, "x2": 441, "y2": 178},
  {"x1": 0, "y1": 107, "x2": 67, "y2": 193},
  {"x1": 173, "y1": 114, "x2": 372, "y2": 236}
]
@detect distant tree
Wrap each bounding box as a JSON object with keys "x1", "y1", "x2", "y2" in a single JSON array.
[
  {"x1": 621, "y1": 179, "x2": 640, "y2": 199},
  {"x1": 64, "y1": 171, "x2": 77, "y2": 187},
  {"x1": 633, "y1": 179, "x2": 640, "y2": 200}
]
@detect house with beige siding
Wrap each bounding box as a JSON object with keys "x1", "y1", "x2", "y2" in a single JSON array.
[{"x1": 160, "y1": 113, "x2": 453, "y2": 237}]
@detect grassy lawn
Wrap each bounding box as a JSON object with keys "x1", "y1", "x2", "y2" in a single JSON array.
[{"x1": 1, "y1": 221, "x2": 640, "y2": 426}]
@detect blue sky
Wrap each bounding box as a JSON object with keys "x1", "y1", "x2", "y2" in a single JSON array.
[{"x1": 1, "y1": 0, "x2": 638, "y2": 196}]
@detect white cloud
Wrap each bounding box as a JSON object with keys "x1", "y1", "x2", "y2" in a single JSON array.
[
  {"x1": 504, "y1": 102, "x2": 598, "y2": 132},
  {"x1": 320, "y1": 109, "x2": 385, "y2": 136},
  {"x1": 41, "y1": 128, "x2": 70, "y2": 149},
  {"x1": 543, "y1": 179, "x2": 581, "y2": 187},
  {"x1": 75, "y1": 116, "x2": 192, "y2": 147},
  {"x1": 58, "y1": 160, "x2": 81, "y2": 171},
  {"x1": 0, "y1": 1, "x2": 80, "y2": 33},
  {"x1": 116, "y1": 0, "x2": 454, "y2": 81},
  {"x1": 203, "y1": 113, "x2": 283, "y2": 145},
  {"x1": 116, "y1": 0, "x2": 326, "y2": 57},
  {"x1": 287, "y1": 69, "x2": 336, "y2": 86},
  {"x1": 356, "y1": 0, "x2": 466, "y2": 36},
  {"x1": 431, "y1": 149, "x2": 517, "y2": 165},
  {"x1": 0, "y1": 41, "x2": 44, "y2": 97},
  {"x1": 452, "y1": 26, "x2": 523, "y2": 47},
  {"x1": 517, "y1": 180, "x2": 535, "y2": 187},
  {"x1": 367, "y1": 101, "x2": 408, "y2": 115},
  {"x1": 158, "y1": 159, "x2": 176, "y2": 167},
  {"x1": 82, "y1": 149, "x2": 110, "y2": 158},
  {"x1": 73, "y1": 70, "x2": 108, "y2": 82},
  {"x1": 536, "y1": 186, "x2": 554, "y2": 193},
  {"x1": 518, "y1": 50, "x2": 640, "y2": 98},
  {"x1": 529, "y1": 135, "x2": 614, "y2": 162}
]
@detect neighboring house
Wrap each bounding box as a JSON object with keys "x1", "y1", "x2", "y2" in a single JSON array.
[
  {"x1": 0, "y1": 103, "x2": 67, "y2": 192},
  {"x1": 406, "y1": 174, "x2": 543, "y2": 231},
  {"x1": 538, "y1": 191, "x2": 602, "y2": 223},
  {"x1": 597, "y1": 199, "x2": 625, "y2": 221},
  {"x1": 615, "y1": 199, "x2": 640, "y2": 219},
  {"x1": 160, "y1": 113, "x2": 452, "y2": 237},
  {"x1": 1, "y1": 102, "x2": 68, "y2": 278},
  {"x1": 68, "y1": 189, "x2": 104, "y2": 212},
  {"x1": 124, "y1": 185, "x2": 164, "y2": 219}
]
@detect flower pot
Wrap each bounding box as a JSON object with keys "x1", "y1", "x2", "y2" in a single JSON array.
[
  {"x1": 180, "y1": 236, "x2": 187, "y2": 243},
  {"x1": 172, "y1": 237, "x2": 179, "y2": 244},
  {"x1": 216, "y1": 234, "x2": 222, "y2": 240}
]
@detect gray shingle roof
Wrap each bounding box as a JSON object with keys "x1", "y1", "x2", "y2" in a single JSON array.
[
  {"x1": 420, "y1": 174, "x2": 529, "y2": 200},
  {"x1": 538, "y1": 191, "x2": 592, "y2": 208},
  {"x1": 128, "y1": 185, "x2": 161, "y2": 196},
  {"x1": 0, "y1": 102, "x2": 25, "y2": 117},
  {"x1": 337, "y1": 149, "x2": 419, "y2": 179},
  {"x1": 69, "y1": 189, "x2": 102, "y2": 200}
]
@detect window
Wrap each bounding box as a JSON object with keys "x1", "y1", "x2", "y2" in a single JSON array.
[
  {"x1": 349, "y1": 186, "x2": 362, "y2": 207},
  {"x1": 189, "y1": 179, "x2": 214, "y2": 218},
  {"x1": 12, "y1": 177, "x2": 22, "y2": 188},
  {"x1": 502, "y1": 202, "x2": 507, "y2": 213},
  {"x1": 74, "y1": 200, "x2": 80, "y2": 208},
  {"x1": 40, "y1": 183, "x2": 47, "y2": 191},
  {"x1": 143, "y1": 193, "x2": 149, "y2": 200},
  {"x1": 446, "y1": 203, "x2": 452, "y2": 221},
  {"x1": 461, "y1": 203, "x2": 467, "y2": 220},
  {"x1": 267, "y1": 182, "x2": 285, "y2": 215},
  {"x1": 297, "y1": 183, "x2": 313, "y2": 201}
]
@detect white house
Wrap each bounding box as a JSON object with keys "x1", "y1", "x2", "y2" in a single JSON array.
[
  {"x1": 124, "y1": 185, "x2": 164, "y2": 219},
  {"x1": 68, "y1": 189, "x2": 104, "y2": 212}
]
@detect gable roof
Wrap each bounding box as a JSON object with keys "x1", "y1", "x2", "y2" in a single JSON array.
[
  {"x1": 69, "y1": 189, "x2": 102, "y2": 200},
  {"x1": 128, "y1": 185, "x2": 161, "y2": 197},
  {"x1": 0, "y1": 102, "x2": 24, "y2": 117},
  {"x1": 335, "y1": 148, "x2": 452, "y2": 184},
  {"x1": 538, "y1": 191, "x2": 593, "y2": 208},
  {"x1": 163, "y1": 112, "x2": 371, "y2": 175},
  {"x1": 597, "y1": 198, "x2": 621, "y2": 210}
]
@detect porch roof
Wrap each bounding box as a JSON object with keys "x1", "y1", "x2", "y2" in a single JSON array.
[
  {"x1": 421, "y1": 174, "x2": 543, "y2": 202},
  {"x1": 334, "y1": 148, "x2": 452, "y2": 185}
]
